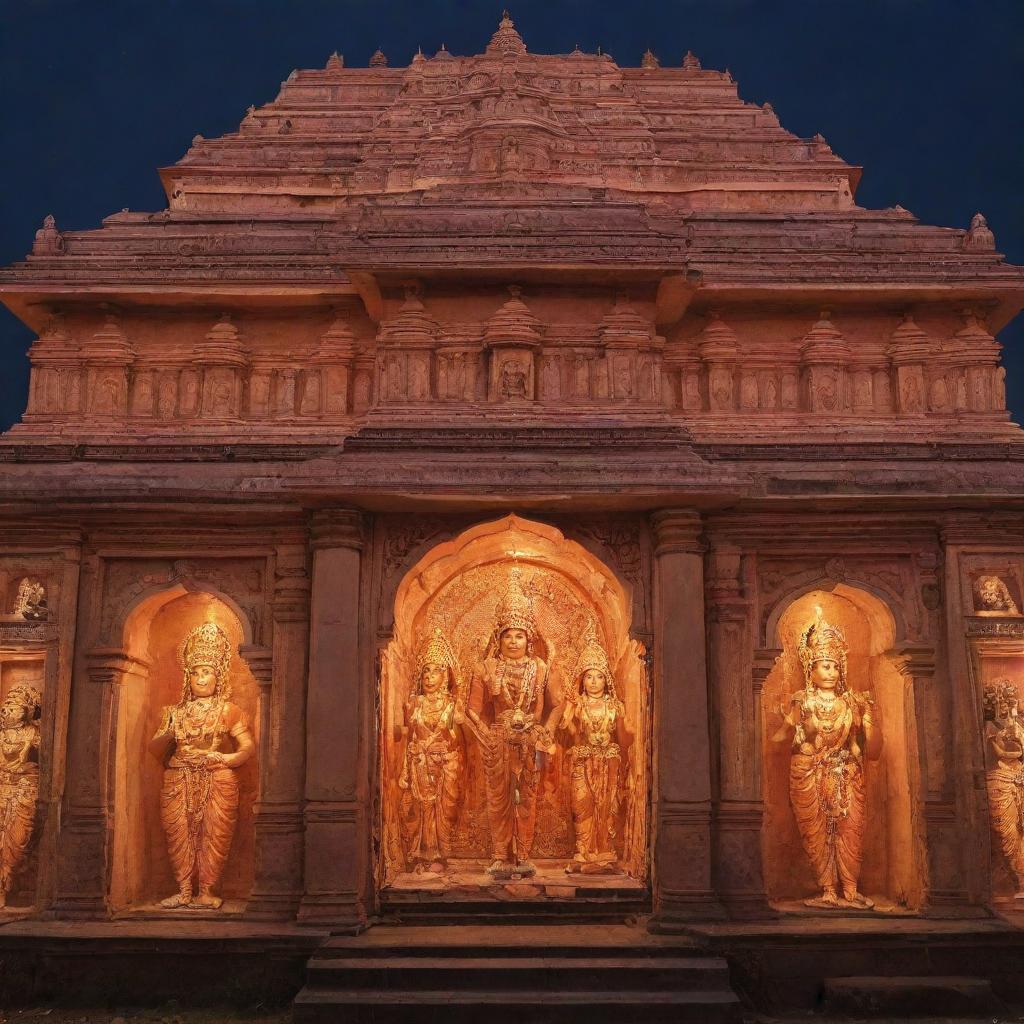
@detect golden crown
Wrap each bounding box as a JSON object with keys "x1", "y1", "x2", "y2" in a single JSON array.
[
  {"x1": 3, "y1": 684, "x2": 41, "y2": 717},
  {"x1": 493, "y1": 567, "x2": 535, "y2": 639},
  {"x1": 179, "y1": 622, "x2": 232, "y2": 682},
  {"x1": 571, "y1": 620, "x2": 613, "y2": 690},
  {"x1": 797, "y1": 606, "x2": 848, "y2": 683},
  {"x1": 416, "y1": 625, "x2": 458, "y2": 683}
]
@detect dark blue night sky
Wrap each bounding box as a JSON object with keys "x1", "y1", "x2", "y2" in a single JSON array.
[{"x1": 2, "y1": 0, "x2": 1022, "y2": 430}]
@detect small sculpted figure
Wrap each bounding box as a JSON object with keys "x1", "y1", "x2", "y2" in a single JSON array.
[
  {"x1": 983, "y1": 680, "x2": 1024, "y2": 897},
  {"x1": 397, "y1": 627, "x2": 464, "y2": 871},
  {"x1": 559, "y1": 622, "x2": 631, "y2": 874},
  {"x1": 975, "y1": 575, "x2": 1019, "y2": 616},
  {"x1": 12, "y1": 579, "x2": 47, "y2": 621},
  {"x1": 150, "y1": 622, "x2": 254, "y2": 909},
  {"x1": 0, "y1": 685, "x2": 41, "y2": 907},
  {"x1": 468, "y1": 570, "x2": 557, "y2": 878},
  {"x1": 772, "y1": 607, "x2": 882, "y2": 909},
  {"x1": 500, "y1": 360, "x2": 528, "y2": 400}
]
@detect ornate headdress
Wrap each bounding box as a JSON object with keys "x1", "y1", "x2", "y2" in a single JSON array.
[
  {"x1": 178, "y1": 621, "x2": 232, "y2": 700},
  {"x1": 2, "y1": 684, "x2": 41, "y2": 720},
  {"x1": 492, "y1": 568, "x2": 536, "y2": 641},
  {"x1": 570, "y1": 620, "x2": 615, "y2": 697},
  {"x1": 797, "y1": 606, "x2": 848, "y2": 691},
  {"x1": 415, "y1": 626, "x2": 458, "y2": 690}
]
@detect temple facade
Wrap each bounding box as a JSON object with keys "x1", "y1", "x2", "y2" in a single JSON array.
[{"x1": 1, "y1": 13, "x2": 1024, "y2": 1017}]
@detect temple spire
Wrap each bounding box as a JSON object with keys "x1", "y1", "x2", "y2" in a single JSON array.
[
  {"x1": 641, "y1": 48, "x2": 660, "y2": 69},
  {"x1": 369, "y1": 47, "x2": 388, "y2": 67},
  {"x1": 486, "y1": 10, "x2": 527, "y2": 56}
]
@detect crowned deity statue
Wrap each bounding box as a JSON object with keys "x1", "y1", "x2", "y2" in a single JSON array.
[
  {"x1": 396, "y1": 626, "x2": 465, "y2": 872},
  {"x1": 558, "y1": 621, "x2": 631, "y2": 874},
  {"x1": 0, "y1": 685, "x2": 41, "y2": 907},
  {"x1": 149, "y1": 622, "x2": 255, "y2": 909},
  {"x1": 983, "y1": 679, "x2": 1024, "y2": 898},
  {"x1": 468, "y1": 569, "x2": 558, "y2": 879},
  {"x1": 772, "y1": 607, "x2": 882, "y2": 909},
  {"x1": 975, "y1": 575, "x2": 1020, "y2": 616}
]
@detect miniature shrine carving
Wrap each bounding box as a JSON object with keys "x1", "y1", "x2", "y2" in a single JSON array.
[
  {"x1": 772, "y1": 607, "x2": 882, "y2": 909},
  {"x1": 983, "y1": 679, "x2": 1024, "y2": 899},
  {"x1": 0, "y1": 685, "x2": 41, "y2": 908},
  {"x1": 149, "y1": 622, "x2": 255, "y2": 909}
]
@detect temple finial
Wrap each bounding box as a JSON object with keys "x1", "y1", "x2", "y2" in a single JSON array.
[
  {"x1": 369, "y1": 47, "x2": 388, "y2": 67},
  {"x1": 682, "y1": 50, "x2": 701, "y2": 70},
  {"x1": 486, "y1": 8, "x2": 526, "y2": 56},
  {"x1": 964, "y1": 212, "x2": 996, "y2": 251},
  {"x1": 641, "y1": 48, "x2": 659, "y2": 69}
]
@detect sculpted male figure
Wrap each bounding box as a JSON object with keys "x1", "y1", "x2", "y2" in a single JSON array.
[{"x1": 468, "y1": 570, "x2": 558, "y2": 878}]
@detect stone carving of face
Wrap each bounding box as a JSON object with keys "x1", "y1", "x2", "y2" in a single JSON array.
[
  {"x1": 581, "y1": 669, "x2": 607, "y2": 698},
  {"x1": 499, "y1": 628, "x2": 529, "y2": 661},
  {"x1": 810, "y1": 658, "x2": 840, "y2": 690},
  {"x1": 979, "y1": 576, "x2": 1009, "y2": 609},
  {"x1": 420, "y1": 663, "x2": 447, "y2": 695},
  {"x1": 0, "y1": 701, "x2": 28, "y2": 729},
  {"x1": 189, "y1": 664, "x2": 219, "y2": 699}
]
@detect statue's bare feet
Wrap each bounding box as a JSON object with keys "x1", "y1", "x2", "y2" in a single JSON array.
[
  {"x1": 191, "y1": 891, "x2": 223, "y2": 909},
  {"x1": 486, "y1": 858, "x2": 513, "y2": 878},
  {"x1": 160, "y1": 891, "x2": 192, "y2": 909},
  {"x1": 803, "y1": 887, "x2": 840, "y2": 909},
  {"x1": 513, "y1": 860, "x2": 536, "y2": 878},
  {"x1": 839, "y1": 891, "x2": 874, "y2": 910}
]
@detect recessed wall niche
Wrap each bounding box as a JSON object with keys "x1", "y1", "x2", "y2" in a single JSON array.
[
  {"x1": 109, "y1": 588, "x2": 259, "y2": 912},
  {"x1": 761, "y1": 587, "x2": 924, "y2": 912}
]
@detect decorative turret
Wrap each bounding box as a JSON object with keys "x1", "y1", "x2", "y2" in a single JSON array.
[
  {"x1": 369, "y1": 48, "x2": 388, "y2": 67},
  {"x1": 963, "y1": 212, "x2": 995, "y2": 252},
  {"x1": 950, "y1": 309, "x2": 1003, "y2": 413},
  {"x1": 641, "y1": 49, "x2": 660, "y2": 69},
  {"x1": 886, "y1": 312, "x2": 932, "y2": 415},
  {"x1": 800, "y1": 310, "x2": 851, "y2": 414},
  {"x1": 194, "y1": 314, "x2": 247, "y2": 420},
  {"x1": 26, "y1": 313, "x2": 81, "y2": 418},
  {"x1": 599, "y1": 295, "x2": 661, "y2": 403},
  {"x1": 378, "y1": 284, "x2": 439, "y2": 404},
  {"x1": 303, "y1": 312, "x2": 357, "y2": 417},
  {"x1": 682, "y1": 50, "x2": 701, "y2": 70},
  {"x1": 484, "y1": 286, "x2": 542, "y2": 403},
  {"x1": 486, "y1": 10, "x2": 527, "y2": 57},
  {"x1": 83, "y1": 310, "x2": 135, "y2": 420},
  {"x1": 699, "y1": 311, "x2": 738, "y2": 413},
  {"x1": 326, "y1": 51, "x2": 344, "y2": 70}
]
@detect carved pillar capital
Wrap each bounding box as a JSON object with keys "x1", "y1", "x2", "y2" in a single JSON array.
[
  {"x1": 311, "y1": 509, "x2": 367, "y2": 551},
  {"x1": 238, "y1": 644, "x2": 273, "y2": 689},
  {"x1": 888, "y1": 642, "x2": 936, "y2": 680},
  {"x1": 651, "y1": 509, "x2": 704, "y2": 557},
  {"x1": 85, "y1": 647, "x2": 149, "y2": 684},
  {"x1": 272, "y1": 543, "x2": 310, "y2": 623}
]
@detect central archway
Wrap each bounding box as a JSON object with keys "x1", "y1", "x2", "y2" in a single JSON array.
[{"x1": 377, "y1": 514, "x2": 649, "y2": 897}]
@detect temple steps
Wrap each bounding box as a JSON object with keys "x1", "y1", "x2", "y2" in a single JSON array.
[{"x1": 293, "y1": 926, "x2": 742, "y2": 1023}]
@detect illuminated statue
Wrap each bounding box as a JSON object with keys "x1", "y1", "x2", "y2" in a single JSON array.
[
  {"x1": 975, "y1": 575, "x2": 1019, "y2": 615},
  {"x1": 559, "y1": 622, "x2": 631, "y2": 874},
  {"x1": 468, "y1": 569, "x2": 555, "y2": 878},
  {"x1": 983, "y1": 679, "x2": 1024, "y2": 897},
  {"x1": 149, "y1": 622, "x2": 254, "y2": 909},
  {"x1": 397, "y1": 627, "x2": 464, "y2": 871},
  {"x1": 772, "y1": 607, "x2": 882, "y2": 908},
  {"x1": 0, "y1": 685, "x2": 41, "y2": 907}
]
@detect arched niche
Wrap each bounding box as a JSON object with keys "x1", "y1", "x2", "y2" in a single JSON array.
[
  {"x1": 378, "y1": 514, "x2": 649, "y2": 891},
  {"x1": 761, "y1": 585, "x2": 925, "y2": 911},
  {"x1": 109, "y1": 585, "x2": 260, "y2": 911}
]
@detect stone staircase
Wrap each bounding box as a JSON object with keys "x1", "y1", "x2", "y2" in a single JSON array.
[{"x1": 293, "y1": 924, "x2": 742, "y2": 1023}]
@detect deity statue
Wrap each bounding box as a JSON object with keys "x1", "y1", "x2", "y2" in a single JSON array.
[
  {"x1": 468, "y1": 569, "x2": 557, "y2": 878},
  {"x1": 975, "y1": 575, "x2": 1020, "y2": 615},
  {"x1": 0, "y1": 685, "x2": 41, "y2": 907},
  {"x1": 396, "y1": 627, "x2": 464, "y2": 871},
  {"x1": 983, "y1": 679, "x2": 1024, "y2": 897},
  {"x1": 12, "y1": 578, "x2": 47, "y2": 621},
  {"x1": 149, "y1": 622, "x2": 254, "y2": 909},
  {"x1": 772, "y1": 607, "x2": 882, "y2": 909},
  {"x1": 558, "y1": 622, "x2": 631, "y2": 874}
]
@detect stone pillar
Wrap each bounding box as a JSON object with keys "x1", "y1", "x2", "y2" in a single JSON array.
[
  {"x1": 246, "y1": 541, "x2": 310, "y2": 918},
  {"x1": 298, "y1": 510, "x2": 367, "y2": 929},
  {"x1": 54, "y1": 640, "x2": 148, "y2": 916},
  {"x1": 891, "y1": 643, "x2": 969, "y2": 911},
  {"x1": 649, "y1": 510, "x2": 725, "y2": 928},
  {"x1": 706, "y1": 539, "x2": 774, "y2": 918}
]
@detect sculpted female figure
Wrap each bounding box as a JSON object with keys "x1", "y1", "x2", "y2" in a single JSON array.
[
  {"x1": 0, "y1": 685, "x2": 41, "y2": 907},
  {"x1": 983, "y1": 679, "x2": 1024, "y2": 897},
  {"x1": 772, "y1": 608, "x2": 882, "y2": 909},
  {"x1": 397, "y1": 627, "x2": 464, "y2": 871},
  {"x1": 468, "y1": 570, "x2": 557, "y2": 879},
  {"x1": 559, "y1": 624, "x2": 631, "y2": 874},
  {"x1": 149, "y1": 622, "x2": 254, "y2": 909}
]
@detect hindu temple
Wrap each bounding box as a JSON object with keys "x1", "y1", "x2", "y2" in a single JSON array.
[{"x1": 0, "y1": 12, "x2": 1023, "y2": 1020}]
